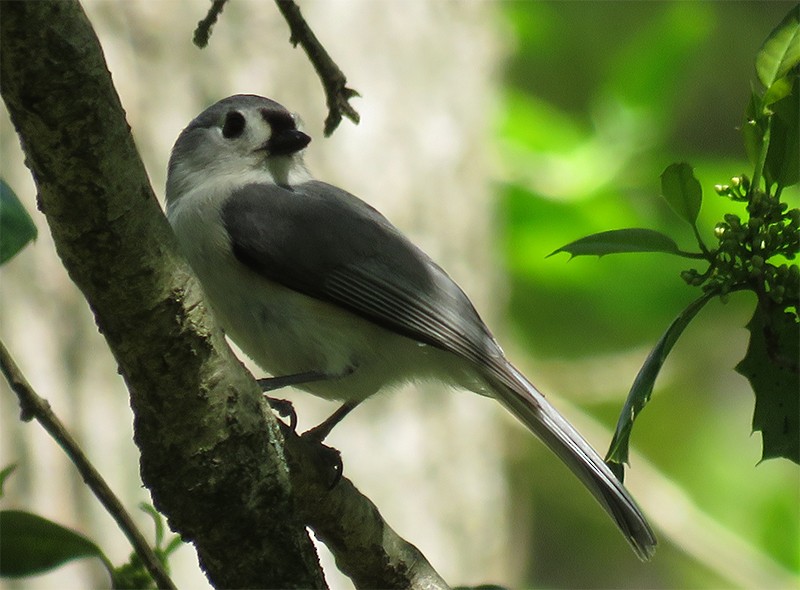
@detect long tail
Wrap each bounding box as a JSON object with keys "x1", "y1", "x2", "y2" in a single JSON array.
[{"x1": 484, "y1": 361, "x2": 657, "y2": 560}]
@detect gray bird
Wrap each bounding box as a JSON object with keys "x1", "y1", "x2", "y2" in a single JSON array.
[{"x1": 166, "y1": 94, "x2": 657, "y2": 560}]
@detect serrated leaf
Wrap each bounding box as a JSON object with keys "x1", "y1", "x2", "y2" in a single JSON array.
[
  {"x1": 0, "y1": 464, "x2": 16, "y2": 498},
  {"x1": 736, "y1": 305, "x2": 799, "y2": 464},
  {"x1": 548, "y1": 228, "x2": 684, "y2": 258},
  {"x1": 0, "y1": 510, "x2": 105, "y2": 577},
  {"x1": 606, "y1": 291, "x2": 716, "y2": 468},
  {"x1": 756, "y1": 5, "x2": 800, "y2": 89},
  {"x1": 0, "y1": 179, "x2": 37, "y2": 264},
  {"x1": 660, "y1": 162, "x2": 702, "y2": 225}
]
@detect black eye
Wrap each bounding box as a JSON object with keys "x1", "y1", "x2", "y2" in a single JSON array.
[{"x1": 222, "y1": 111, "x2": 246, "y2": 139}]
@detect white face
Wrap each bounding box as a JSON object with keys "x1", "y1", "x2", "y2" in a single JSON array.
[{"x1": 166, "y1": 96, "x2": 312, "y2": 205}]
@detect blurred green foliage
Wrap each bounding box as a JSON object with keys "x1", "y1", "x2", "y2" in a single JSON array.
[
  {"x1": 0, "y1": 179, "x2": 37, "y2": 264},
  {"x1": 496, "y1": 2, "x2": 799, "y2": 588}
]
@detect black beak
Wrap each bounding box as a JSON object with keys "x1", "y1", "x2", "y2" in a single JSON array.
[{"x1": 266, "y1": 129, "x2": 311, "y2": 156}]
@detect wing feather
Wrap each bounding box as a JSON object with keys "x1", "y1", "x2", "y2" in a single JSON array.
[
  {"x1": 221, "y1": 181, "x2": 500, "y2": 365},
  {"x1": 220, "y1": 180, "x2": 658, "y2": 558}
]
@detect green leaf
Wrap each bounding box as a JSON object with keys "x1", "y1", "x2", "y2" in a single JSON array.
[
  {"x1": 743, "y1": 88, "x2": 766, "y2": 168},
  {"x1": 0, "y1": 510, "x2": 106, "y2": 578},
  {"x1": 736, "y1": 305, "x2": 799, "y2": 464},
  {"x1": 660, "y1": 162, "x2": 702, "y2": 225},
  {"x1": 0, "y1": 464, "x2": 17, "y2": 498},
  {"x1": 762, "y1": 74, "x2": 794, "y2": 107},
  {"x1": 0, "y1": 179, "x2": 37, "y2": 264},
  {"x1": 112, "y1": 553, "x2": 157, "y2": 590},
  {"x1": 548, "y1": 228, "x2": 686, "y2": 258},
  {"x1": 764, "y1": 75, "x2": 799, "y2": 190},
  {"x1": 606, "y1": 290, "x2": 716, "y2": 468},
  {"x1": 755, "y1": 5, "x2": 800, "y2": 89}
]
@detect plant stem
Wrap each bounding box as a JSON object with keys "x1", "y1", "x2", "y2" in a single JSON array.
[
  {"x1": 0, "y1": 340, "x2": 177, "y2": 590},
  {"x1": 752, "y1": 114, "x2": 772, "y2": 192}
]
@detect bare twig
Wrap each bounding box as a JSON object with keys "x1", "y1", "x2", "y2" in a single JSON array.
[
  {"x1": 274, "y1": 0, "x2": 360, "y2": 136},
  {"x1": 0, "y1": 340, "x2": 177, "y2": 590},
  {"x1": 192, "y1": 0, "x2": 359, "y2": 136},
  {"x1": 193, "y1": 0, "x2": 228, "y2": 48}
]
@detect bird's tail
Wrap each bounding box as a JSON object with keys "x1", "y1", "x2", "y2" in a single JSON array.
[{"x1": 484, "y1": 361, "x2": 657, "y2": 560}]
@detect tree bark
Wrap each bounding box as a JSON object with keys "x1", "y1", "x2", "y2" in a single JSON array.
[
  {"x1": 0, "y1": 2, "x2": 324, "y2": 587},
  {"x1": 1, "y1": 1, "x2": 449, "y2": 588}
]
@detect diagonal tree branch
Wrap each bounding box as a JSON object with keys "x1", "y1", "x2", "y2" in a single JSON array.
[
  {"x1": 1, "y1": 2, "x2": 323, "y2": 587},
  {"x1": 281, "y1": 426, "x2": 449, "y2": 589},
  {"x1": 1, "y1": 1, "x2": 444, "y2": 587},
  {"x1": 194, "y1": 0, "x2": 360, "y2": 136},
  {"x1": 0, "y1": 340, "x2": 176, "y2": 590},
  {"x1": 273, "y1": 0, "x2": 361, "y2": 136}
]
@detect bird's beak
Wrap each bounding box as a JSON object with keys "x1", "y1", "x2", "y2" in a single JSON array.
[{"x1": 265, "y1": 129, "x2": 311, "y2": 156}]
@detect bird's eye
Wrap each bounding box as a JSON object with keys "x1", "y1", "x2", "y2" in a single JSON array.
[{"x1": 222, "y1": 111, "x2": 246, "y2": 139}]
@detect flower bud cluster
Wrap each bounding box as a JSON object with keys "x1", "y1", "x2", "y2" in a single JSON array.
[{"x1": 683, "y1": 179, "x2": 798, "y2": 308}]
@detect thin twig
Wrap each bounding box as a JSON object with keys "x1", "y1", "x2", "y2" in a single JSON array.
[
  {"x1": 193, "y1": 0, "x2": 228, "y2": 48},
  {"x1": 0, "y1": 340, "x2": 177, "y2": 590},
  {"x1": 274, "y1": 0, "x2": 360, "y2": 136}
]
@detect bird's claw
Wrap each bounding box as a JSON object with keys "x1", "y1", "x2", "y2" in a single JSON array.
[{"x1": 264, "y1": 396, "x2": 298, "y2": 432}]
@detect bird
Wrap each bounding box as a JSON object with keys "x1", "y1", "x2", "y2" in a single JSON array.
[{"x1": 165, "y1": 94, "x2": 657, "y2": 560}]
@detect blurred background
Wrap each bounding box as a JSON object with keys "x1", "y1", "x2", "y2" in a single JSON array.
[{"x1": 1, "y1": 1, "x2": 797, "y2": 588}]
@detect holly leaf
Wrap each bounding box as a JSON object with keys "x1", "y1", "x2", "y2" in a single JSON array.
[
  {"x1": 548, "y1": 228, "x2": 686, "y2": 258},
  {"x1": 606, "y1": 291, "x2": 716, "y2": 470},
  {"x1": 736, "y1": 305, "x2": 799, "y2": 464},
  {"x1": 660, "y1": 162, "x2": 702, "y2": 226},
  {"x1": 756, "y1": 5, "x2": 800, "y2": 90},
  {"x1": 0, "y1": 179, "x2": 37, "y2": 264},
  {"x1": 0, "y1": 510, "x2": 107, "y2": 578}
]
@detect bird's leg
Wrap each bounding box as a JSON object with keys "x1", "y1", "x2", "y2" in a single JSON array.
[
  {"x1": 259, "y1": 368, "x2": 356, "y2": 433},
  {"x1": 261, "y1": 368, "x2": 359, "y2": 487},
  {"x1": 259, "y1": 371, "x2": 329, "y2": 432},
  {"x1": 302, "y1": 400, "x2": 361, "y2": 442},
  {"x1": 257, "y1": 370, "x2": 330, "y2": 391}
]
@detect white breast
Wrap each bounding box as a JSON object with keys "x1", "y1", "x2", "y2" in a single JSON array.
[{"x1": 166, "y1": 179, "x2": 482, "y2": 402}]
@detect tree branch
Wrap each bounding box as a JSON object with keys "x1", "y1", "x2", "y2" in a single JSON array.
[
  {"x1": 273, "y1": 0, "x2": 360, "y2": 136},
  {"x1": 0, "y1": 340, "x2": 176, "y2": 590},
  {"x1": 193, "y1": 0, "x2": 228, "y2": 49},
  {"x1": 280, "y1": 426, "x2": 449, "y2": 589},
  {"x1": 194, "y1": 0, "x2": 360, "y2": 136},
  {"x1": 1, "y1": 1, "x2": 446, "y2": 587},
  {"x1": 0, "y1": 2, "x2": 324, "y2": 587}
]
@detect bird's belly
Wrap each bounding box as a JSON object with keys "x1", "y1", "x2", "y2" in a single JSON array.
[
  {"x1": 168, "y1": 196, "x2": 486, "y2": 402},
  {"x1": 202, "y1": 265, "x2": 461, "y2": 402}
]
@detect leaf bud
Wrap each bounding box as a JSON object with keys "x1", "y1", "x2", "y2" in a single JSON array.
[{"x1": 724, "y1": 214, "x2": 741, "y2": 228}]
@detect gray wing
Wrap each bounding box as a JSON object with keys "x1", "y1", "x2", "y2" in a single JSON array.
[
  {"x1": 221, "y1": 181, "x2": 503, "y2": 367},
  {"x1": 222, "y1": 182, "x2": 658, "y2": 558}
]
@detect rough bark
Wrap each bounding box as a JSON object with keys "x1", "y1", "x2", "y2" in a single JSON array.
[
  {"x1": 283, "y1": 428, "x2": 449, "y2": 589},
  {"x1": 0, "y1": 1, "x2": 448, "y2": 588},
  {"x1": 0, "y1": 2, "x2": 324, "y2": 587}
]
